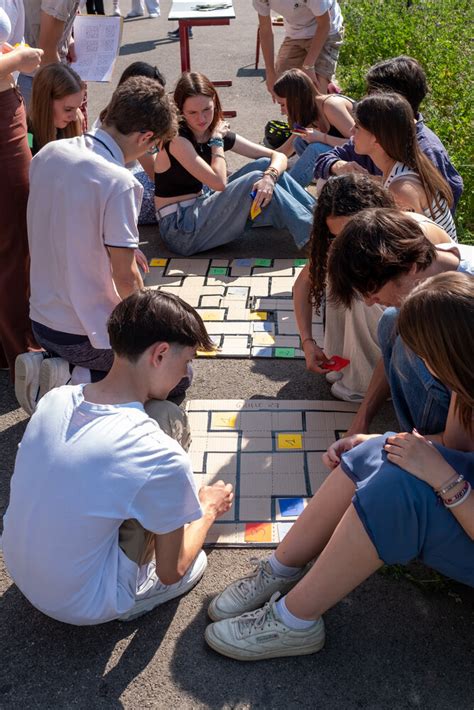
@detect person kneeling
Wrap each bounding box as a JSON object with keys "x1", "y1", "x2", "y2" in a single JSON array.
[{"x1": 3, "y1": 290, "x2": 233, "y2": 626}]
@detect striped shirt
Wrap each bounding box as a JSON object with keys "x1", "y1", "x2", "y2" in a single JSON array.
[{"x1": 384, "y1": 161, "x2": 457, "y2": 241}]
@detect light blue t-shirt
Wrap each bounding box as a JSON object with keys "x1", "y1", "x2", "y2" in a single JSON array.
[{"x1": 3, "y1": 385, "x2": 202, "y2": 625}]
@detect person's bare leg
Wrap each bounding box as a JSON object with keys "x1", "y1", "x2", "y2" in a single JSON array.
[
  {"x1": 275, "y1": 465, "x2": 356, "y2": 568},
  {"x1": 285, "y1": 503, "x2": 383, "y2": 619}
]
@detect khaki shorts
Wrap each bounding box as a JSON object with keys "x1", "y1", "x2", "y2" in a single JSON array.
[
  {"x1": 118, "y1": 399, "x2": 191, "y2": 565},
  {"x1": 276, "y1": 29, "x2": 344, "y2": 80}
]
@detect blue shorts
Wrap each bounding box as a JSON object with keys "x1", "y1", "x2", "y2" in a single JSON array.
[{"x1": 341, "y1": 434, "x2": 474, "y2": 587}]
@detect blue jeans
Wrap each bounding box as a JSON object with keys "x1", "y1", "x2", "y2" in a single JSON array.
[
  {"x1": 289, "y1": 136, "x2": 331, "y2": 187},
  {"x1": 157, "y1": 158, "x2": 315, "y2": 256},
  {"x1": 378, "y1": 308, "x2": 450, "y2": 434},
  {"x1": 17, "y1": 74, "x2": 33, "y2": 109}
]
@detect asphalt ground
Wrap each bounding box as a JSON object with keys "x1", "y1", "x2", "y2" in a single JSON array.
[{"x1": 0, "y1": 2, "x2": 473, "y2": 707}]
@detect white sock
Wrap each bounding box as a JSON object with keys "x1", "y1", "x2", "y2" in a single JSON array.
[
  {"x1": 275, "y1": 595, "x2": 317, "y2": 630},
  {"x1": 268, "y1": 552, "x2": 302, "y2": 578}
]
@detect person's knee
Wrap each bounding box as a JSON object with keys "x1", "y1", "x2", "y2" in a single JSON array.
[{"x1": 144, "y1": 399, "x2": 191, "y2": 450}]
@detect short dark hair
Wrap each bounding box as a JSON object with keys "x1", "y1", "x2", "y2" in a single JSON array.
[
  {"x1": 104, "y1": 76, "x2": 177, "y2": 141},
  {"x1": 327, "y1": 208, "x2": 437, "y2": 307},
  {"x1": 308, "y1": 175, "x2": 395, "y2": 314},
  {"x1": 365, "y1": 55, "x2": 428, "y2": 114},
  {"x1": 107, "y1": 289, "x2": 214, "y2": 362},
  {"x1": 119, "y1": 61, "x2": 166, "y2": 88}
]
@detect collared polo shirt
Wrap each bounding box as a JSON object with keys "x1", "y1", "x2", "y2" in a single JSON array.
[
  {"x1": 252, "y1": 0, "x2": 343, "y2": 39},
  {"x1": 28, "y1": 129, "x2": 143, "y2": 349}
]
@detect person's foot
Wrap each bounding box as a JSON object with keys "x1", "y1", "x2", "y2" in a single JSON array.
[
  {"x1": 208, "y1": 557, "x2": 306, "y2": 621},
  {"x1": 14, "y1": 352, "x2": 46, "y2": 415},
  {"x1": 118, "y1": 550, "x2": 208, "y2": 621},
  {"x1": 148, "y1": 11, "x2": 159, "y2": 17},
  {"x1": 205, "y1": 594, "x2": 326, "y2": 661},
  {"x1": 168, "y1": 27, "x2": 193, "y2": 39},
  {"x1": 325, "y1": 370, "x2": 343, "y2": 384},
  {"x1": 126, "y1": 9, "x2": 144, "y2": 17},
  {"x1": 38, "y1": 357, "x2": 71, "y2": 401},
  {"x1": 330, "y1": 381, "x2": 364, "y2": 402},
  {"x1": 111, "y1": 6, "x2": 122, "y2": 15}
]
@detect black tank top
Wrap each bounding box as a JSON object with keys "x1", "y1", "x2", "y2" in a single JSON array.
[{"x1": 155, "y1": 123, "x2": 236, "y2": 198}]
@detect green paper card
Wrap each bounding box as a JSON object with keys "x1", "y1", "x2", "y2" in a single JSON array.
[
  {"x1": 254, "y1": 258, "x2": 272, "y2": 267},
  {"x1": 209, "y1": 267, "x2": 228, "y2": 275},
  {"x1": 27, "y1": 132, "x2": 33, "y2": 149},
  {"x1": 294, "y1": 258, "x2": 308, "y2": 266},
  {"x1": 275, "y1": 347, "x2": 295, "y2": 358}
]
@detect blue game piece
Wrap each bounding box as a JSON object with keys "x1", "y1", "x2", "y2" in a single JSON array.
[
  {"x1": 251, "y1": 346, "x2": 273, "y2": 357},
  {"x1": 252, "y1": 321, "x2": 273, "y2": 332},
  {"x1": 234, "y1": 258, "x2": 252, "y2": 267}
]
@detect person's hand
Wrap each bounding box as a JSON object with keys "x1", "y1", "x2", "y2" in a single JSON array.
[
  {"x1": 251, "y1": 174, "x2": 275, "y2": 207},
  {"x1": 134, "y1": 248, "x2": 149, "y2": 273},
  {"x1": 304, "y1": 128, "x2": 328, "y2": 145},
  {"x1": 331, "y1": 160, "x2": 368, "y2": 177},
  {"x1": 199, "y1": 480, "x2": 234, "y2": 520},
  {"x1": 323, "y1": 433, "x2": 379, "y2": 470},
  {"x1": 384, "y1": 430, "x2": 455, "y2": 487},
  {"x1": 302, "y1": 339, "x2": 332, "y2": 374},
  {"x1": 10, "y1": 45, "x2": 43, "y2": 73},
  {"x1": 67, "y1": 38, "x2": 77, "y2": 63},
  {"x1": 214, "y1": 120, "x2": 230, "y2": 137}
]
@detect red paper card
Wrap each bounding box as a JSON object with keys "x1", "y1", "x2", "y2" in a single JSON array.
[{"x1": 322, "y1": 355, "x2": 350, "y2": 372}]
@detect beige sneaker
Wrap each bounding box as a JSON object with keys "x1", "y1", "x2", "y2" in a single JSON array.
[
  {"x1": 208, "y1": 557, "x2": 306, "y2": 621},
  {"x1": 205, "y1": 594, "x2": 325, "y2": 661}
]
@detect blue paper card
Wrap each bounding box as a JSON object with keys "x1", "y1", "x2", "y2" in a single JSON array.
[
  {"x1": 278, "y1": 498, "x2": 305, "y2": 517},
  {"x1": 234, "y1": 258, "x2": 252, "y2": 267},
  {"x1": 251, "y1": 347, "x2": 273, "y2": 358}
]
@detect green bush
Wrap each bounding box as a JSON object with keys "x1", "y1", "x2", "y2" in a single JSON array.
[{"x1": 337, "y1": 0, "x2": 473, "y2": 242}]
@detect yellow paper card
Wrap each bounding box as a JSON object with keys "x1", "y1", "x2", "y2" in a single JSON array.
[
  {"x1": 200, "y1": 310, "x2": 225, "y2": 321},
  {"x1": 253, "y1": 333, "x2": 275, "y2": 346},
  {"x1": 250, "y1": 201, "x2": 262, "y2": 220},
  {"x1": 211, "y1": 412, "x2": 238, "y2": 429},
  {"x1": 277, "y1": 433, "x2": 303, "y2": 449},
  {"x1": 249, "y1": 311, "x2": 268, "y2": 321},
  {"x1": 149, "y1": 258, "x2": 168, "y2": 267},
  {"x1": 244, "y1": 522, "x2": 273, "y2": 543}
]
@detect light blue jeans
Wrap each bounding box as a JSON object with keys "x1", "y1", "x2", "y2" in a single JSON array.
[
  {"x1": 157, "y1": 158, "x2": 315, "y2": 256},
  {"x1": 378, "y1": 308, "x2": 451, "y2": 434},
  {"x1": 289, "y1": 136, "x2": 332, "y2": 187}
]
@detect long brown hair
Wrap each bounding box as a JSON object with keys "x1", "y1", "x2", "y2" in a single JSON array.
[
  {"x1": 308, "y1": 175, "x2": 395, "y2": 314},
  {"x1": 29, "y1": 64, "x2": 85, "y2": 150},
  {"x1": 354, "y1": 93, "x2": 453, "y2": 213},
  {"x1": 273, "y1": 68, "x2": 327, "y2": 131},
  {"x1": 173, "y1": 71, "x2": 223, "y2": 133},
  {"x1": 398, "y1": 272, "x2": 474, "y2": 434}
]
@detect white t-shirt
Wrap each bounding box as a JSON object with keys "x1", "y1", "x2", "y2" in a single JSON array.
[
  {"x1": 3, "y1": 385, "x2": 202, "y2": 625},
  {"x1": 28, "y1": 129, "x2": 143, "y2": 349},
  {"x1": 253, "y1": 0, "x2": 343, "y2": 39},
  {"x1": 435, "y1": 242, "x2": 474, "y2": 276},
  {"x1": 0, "y1": 0, "x2": 24, "y2": 46}
]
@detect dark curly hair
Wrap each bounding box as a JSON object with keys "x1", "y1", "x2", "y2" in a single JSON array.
[{"x1": 308, "y1": 174, "x2": 395, "y2": 314}]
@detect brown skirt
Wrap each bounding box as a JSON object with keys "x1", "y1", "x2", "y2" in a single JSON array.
[{"x1": 0, "y1": 88, "x2": 38, "y2": 378}]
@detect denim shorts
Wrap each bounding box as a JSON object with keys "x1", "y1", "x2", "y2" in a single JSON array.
[{"x1": 341, "y1": 434, "x2": 474, "y2": 587}]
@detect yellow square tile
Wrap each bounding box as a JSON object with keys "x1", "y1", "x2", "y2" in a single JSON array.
[
  {"x1": 149, "y1": 258, "x2": 168, "y2": 267},
  {"x1": 211, "y1": 412, "x2": 238, "y2": 429},
  {"x1": 277, "y1": 433, "x2": 303, "y2": 450},
  {"x1": 249, "y1": 311, "x2": 268, "y2": 321}
]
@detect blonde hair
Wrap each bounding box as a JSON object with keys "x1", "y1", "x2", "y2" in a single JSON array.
[
  {"x1": 398, "y1": 272, "x2": 474, "y2": 433},
  {"x1": 29, "y1": 64, "x2": 85, "y2": 150}
]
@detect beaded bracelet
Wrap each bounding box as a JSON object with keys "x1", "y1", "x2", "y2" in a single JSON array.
[
  {"x1": 443, "y1": 481, "x2": 471, "y2": 508},
  {"x1": 264, "y1": 167, "x2": 279, "y2": 183},
  {"x1": 208, "y1": 137, "x2": 224, "y2": 148},
  {"x1": 435, "y1": 473, "x2": 464, "y2": 496}
]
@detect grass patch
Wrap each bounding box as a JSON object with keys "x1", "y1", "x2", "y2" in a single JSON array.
[{"x1": 337, "y1": 0, "x2": 473, "y2": 241}]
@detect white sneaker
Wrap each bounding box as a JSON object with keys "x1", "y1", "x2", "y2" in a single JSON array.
[
  {"x1": 126, "y1": 9, "x2": 144, "y2": 17},
  {"x1": 38, "y1": 357, "x2": 71, "y2": 401},
  {"x1": 208, "y1": 557, "x2": 306, "y2": 621},
  {"x1": 14, "y1": 352, "x2": 45, "y2": 415},
  {"x1": 325, "y1": 370, "x2": 343, "y2": 384},
  {"x1": 148, "y1": 11, "x2": 159, "y2": 17},
  {"x1": 118, "y1": 550, "x2": 208, "y2": 622},
  {"x1": 331, "y1": 380, "x2": 364, "y2": 402},
  {"x1": 205, "y1": 593, "x2": 325, "y2": 661},
  {"x1": 111, "y1": 6, "x2": 122, "y2": 15}
]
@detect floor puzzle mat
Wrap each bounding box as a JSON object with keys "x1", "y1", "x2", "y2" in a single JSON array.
[
  {"x1": 186, "y1": 399, "x2": 359, "y2": 547},
  {"x1": 145, "y1": 258, "x2": 323, "y2": 359}
]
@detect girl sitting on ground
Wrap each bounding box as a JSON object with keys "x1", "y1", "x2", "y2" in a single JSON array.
[
  {"x1": 153, "y1": 71, "x2": 315, "y2": 256},
  {"x1": 293, "y1": 175, "x2": 453, "y2": 402},
  {"x1": 205, "y1": 271, "x2": 474, "y2": 661},
  {"x1": 273, "y1": 68, "x2": 354, "y2": 187},
  {"x1": 28, "y1": 64, "x2": 85, "y2": 155},
  {"x1": 351, "y1": 92, "x2": 457, "y2": 240}
]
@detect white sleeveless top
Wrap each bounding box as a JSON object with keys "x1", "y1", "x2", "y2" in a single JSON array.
[{"x1": 384, "y1": 161, "x2": 457, "y2": 241}]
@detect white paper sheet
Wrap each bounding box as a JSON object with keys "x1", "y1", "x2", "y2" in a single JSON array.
[{"x1": 72, "y1": 15, "x2": 122, "y2": 83}]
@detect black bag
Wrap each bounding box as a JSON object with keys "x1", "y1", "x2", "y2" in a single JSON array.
[{"x1": 264, "y1": 119, "x2": 291, "y2": 149}]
